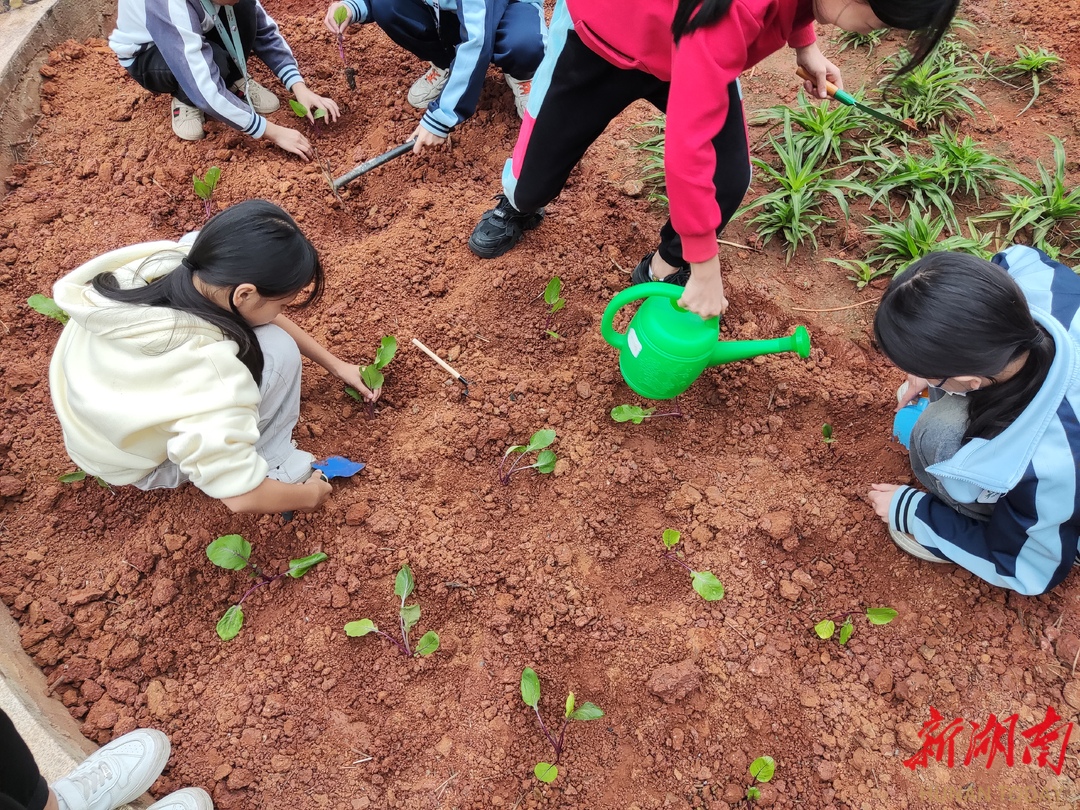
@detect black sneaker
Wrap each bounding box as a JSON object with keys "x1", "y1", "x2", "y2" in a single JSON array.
[
  {"x1": 468, "y1": 195, "x2": 545, "y2": 258},
  {"x1": 629, "y1": 252, "x2": 691, "y2": 286}
]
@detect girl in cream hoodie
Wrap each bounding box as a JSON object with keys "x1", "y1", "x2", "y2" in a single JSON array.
[{"x1": 49, "y1": 200, "x2": 377, "y2": 514}]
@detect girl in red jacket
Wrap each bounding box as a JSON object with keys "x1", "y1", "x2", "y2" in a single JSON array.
[{"x1": 467, "y1": 0, "x2": 960, "y2": 319}]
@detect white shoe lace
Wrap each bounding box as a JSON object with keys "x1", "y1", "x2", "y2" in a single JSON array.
[{"x1": 57, "y1": 761, "x2": 114, "y2": 809}]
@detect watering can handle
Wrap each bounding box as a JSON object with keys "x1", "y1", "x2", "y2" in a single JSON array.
[{"x1": 601, "y1": 282, "x2": 692, "y2": 351}]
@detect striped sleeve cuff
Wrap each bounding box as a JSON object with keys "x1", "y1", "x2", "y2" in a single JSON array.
[
  {"x1": 246, "y1": 115, "x2": 267, "y2": 139},
  {"x1": 343, "y1": 0, "x2": 371, "y2": 24},
  {"x1": 276, "y1": 65, "x2": 303, "y2": 91},
  {"x1": 420, "y1": 111, "x2": 453, "y2": 138},
  {"x1": 890, "y1": 486, "x2": 923, "y2": 534}
]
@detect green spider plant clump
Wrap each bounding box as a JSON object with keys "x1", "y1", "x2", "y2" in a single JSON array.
[
  {"x1": 879, "y1": 47, "x2": 985, "y2": 128},
  {"x1": 751, "y1": 90, "x2": 866, "y2": 166},
  {"x1": 1004, "y1": 45, "x2": 1061, "y2": 115},
  {"x1": 738, "y1": 118, "x2": 868, "y2": 261},
  {"x1": 632, "y1": 116, "x2": 668, "y2": 206},
  {"x1": 864, "y1": 211, "x2": 994, "y2": 277}
]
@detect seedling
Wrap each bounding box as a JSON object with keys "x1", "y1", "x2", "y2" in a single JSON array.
[
  {"x1": 834, "y1": 28, "x2": 888, "y2": 55},
  {"x1": 58, "y1": 470, "x2": 109, "y2": 489},
  {"x1": 1005, "y1": 46, "x2": 1061, "y2": 115},
  {"x1": 192, "y1": 166, "x2": 221, "y2": 220},
  {"x1": 499, "y1": 429, "x2": 557, "y2": 484},
  {"x1": 880, "y1": 48, "x2": 985, "y2": 127},
  {"x1": 610, "y1": 401, "x2": 683, "y2": 424},
  {"x1": 542, "y1": 276, "x2": 565, "y2": 338},
  {"x1": 520, "y1": 667, "x2": 604, "y2": 783},
  {"x1": 821, "y1": 423, "x2": 835, "y2": 445},
  {"x1": 864, "y1": 211, "x2": 993, "y2": 277},
  {"x1": 751, "y1": 91, "x2": 865, "y2": 166},
  {"x1": 27, "y1": 294, "x2": 69, "y2": 325},
  {"x1": 206, "y1": 534, "x2": 327, "y2": 641},
  {"x1": 346, "y1": 335, "x2": 397, "y2": 417},
  {"x1": 660, "y1": 529, "x2": 724, "y2": 601},
  {"x1": 344, "y1": 565, "x2": 439, "y2": 657},
  {"x1": 632, "y1": 116, "x2": 669, "y2": 206},
  {"x1": 331, "y1": 5, "x2": 358, "y2": 90},
  {"x1": 814, "y1": 607, "x2": 898, "y2": 645},
  {"x1": 745, "y1": 755, "x2": 776, "y2": 802},
  {"x1": 289, "y1": 100, "x2": 327, "y2": 135},
  {"x1": 827, "y1": 258, "x2": 889, "y2": 290}
]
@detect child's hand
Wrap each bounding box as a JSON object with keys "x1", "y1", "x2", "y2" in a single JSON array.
[
  {"x1": 325, "y1": 2, "x2": 352, "y2": 33},
  {"x1": 867, "y1": 483, "x2": 903, "y2": 522},
  {"x1": 293, "y1": 83, "x2": 340, "y2": 123},
  {"x1": 896, "y1": 374, "x2": 931, "y2": 411},
  {"x1": 264, "y1": 122, "x2": 313, "y2": 161},
  {"x1": 336, "y1": 362, "x2": 381, "y2": 402},
  {"x1": 302, "y1": 472, "x2": 333, "y2": 509},
  {"x1": 409, "y1": 123, "x2": 447, "y2": 154},
  {"x1": 794, "y1": 43, "x2": 842, "y2": 98}
]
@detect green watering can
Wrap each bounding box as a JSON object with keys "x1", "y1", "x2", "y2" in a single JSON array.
[{"x1": 601, "y1": 283, "x2": 811, "y2": 400}]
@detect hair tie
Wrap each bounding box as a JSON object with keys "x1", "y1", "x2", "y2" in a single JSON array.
[{"x1": 181, "y1": 256, "x2": 198, "y2": 272}]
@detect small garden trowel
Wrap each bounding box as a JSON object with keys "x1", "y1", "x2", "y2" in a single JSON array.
[{"x1": 795, "y1": 67, "x2": 918, "y2": 133}]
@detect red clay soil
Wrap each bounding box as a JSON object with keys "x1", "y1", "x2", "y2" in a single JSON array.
[{"x1": 3, "y1": 1, "x2": 1080, "y2": 808}]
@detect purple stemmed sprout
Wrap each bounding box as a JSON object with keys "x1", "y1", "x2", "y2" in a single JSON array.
[
  {"x1": 520, "y1": 667, "x2": 604, "y2": 783},
  {"x1": 344, "y1": 564, "x2": 440, "y2": 657}
]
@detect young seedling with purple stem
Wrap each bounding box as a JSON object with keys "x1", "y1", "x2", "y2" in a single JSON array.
[
  {"x1": 745, "y1": 756, "x2": 776, "y2": 802},
  {"x1": 192, "y1": 166, "x2": 221, "y2": 221},
  {"x1": 346, "y1": 335, "x2": 397, "y2": 418},
  {"x1": 58, "y1": 470, "x2": 110, "y2": 489},
  {"x1": 331, "y1": 5, "x2": 358, "y2": 90},
  {"x1": 206, "y1": 534, "x2": 327, "y2": 641},
  {"x1": 661, "y1": 529, "x2": 725, "y2": 601},
  {"x1": 814, "y1": 607, "x2": 898, "y2": 645},
  {"x1": 542, "y1": 277, "x2": 565, "y2": 339},
  {"x1": 498, "y1": 429, "x2": 557, "y2": 484},
  {"x1": 289, "y1": 99, "x2": 327, "y2": 136},
  {"x1": 344, "y1": 564, "x2": 440, "y2": 657},
  {"x1": 610, "y1": 400, "x2": 683, "y2": 424},
  {"x1": 520, "y1": 667, "x2": 604, "y2": 783}
]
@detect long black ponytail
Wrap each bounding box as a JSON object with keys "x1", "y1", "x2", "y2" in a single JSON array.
[
  {"x1": 672, "y1": 0, "x2": 733, "y2": 41},
  {"x1": 873, "y1": 252, "x2": 1056, "y2": 442},
  {"x1": 91, "y1": 200, "x2": 323, "y2": 386}
]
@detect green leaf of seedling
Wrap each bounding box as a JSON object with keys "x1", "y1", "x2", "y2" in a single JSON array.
[
  {"x1": 206, "y1": 534, "x2": 252, "y2": 570},
  {"x1": 526, "y1": 429, "x2": 556, "y2": 453},
  {"x1": 550, "y1": 298, "x2": 565, "y2": 314},
  {"x1": 691, "y1": 570, "x2": 725, "y2": 601},
  {"x1": 746, "y1": 787, "x2": 761, "y2": 801},
  {"x1": 287, "y1": 552, "x2": 327, "y2": 578},
  {"x1": 503, "y1": 444, "x2": 525, "y2": 457},
  {"x1": 520, "y1": 667, "x2": 541, "y2": 708},
  {"x1": 192, "y1": 177, "x2": 210, "y2": 201},
  {"x1": 565, "y1": 691, "x2": 575, "y2": 718},
  {"x1": 395, "y1": 564, "x2": 416, "y2": 600},
  {"x1": 822, "y1": 423, "x2": 834, "y2": 443},
  {"x1": 94, "y1": 476, "x2": 110, "y2": 489},
  {"x1": 58, "y1": 470, "x2": 87, "y2": 483},
  {"x1": 414, "y1": 631, "x2": 439, "y2": 656},
  {"x1": 360, "y1": 365, "x2": 384, "y2": 391},
  {"x1": 216, "y1": 604, "x2": 244, "y2": 641},
  {"x1": 662, "y1": 529, "x2": 681, "y2": 549},
  {"x1": 866, "y1": 607, "x2": 899, "y2": 625},
  {"x1": 345, "y1": 386, "x2": 362, "y2": 401},
  {"x1": 333, "y1": 4, "x2": 349, "y2": 24},
  {"x1": 289, "y1": 99, "x2": 309, "y2": 118},
  {"x1": 344, "y1": 619, "x2": 378, "y2": 637},
  {"x1": 27, "y1": 294, "x2": 69, "y2": 324},
  {"x1": 814, "y1": 619, "x2": 836, "y2": 640},
  {"x1": 314, "y1": 108, "x2": 327, "y2": 120},
  {"x1": 749, "y1": 755, "x2": 776, "y2": 783},
  {"x1": 374, "y1": 336, "x2": 397, "y2": 368},
  {"x1": 569, "y1": 702, "x2": 604, "y2": 721},
  {"x1": 545, "y1": 330, "x2": 560, "y2": 340},
  {"x1": 611, "y1": 404, "x2": 655, "y2": 424},
  {"x1": 534, "y1": 762, "x2": 558, "y2": 783},
  {"x1": 543, "y1": 277, "x2": 562, "y2": 306},
  {"x1": 534, "y1": 449, "x2": 557, "y2": 474},
  {"x1": 839, "y1": 617, "x2": 854, "y2": 645},
  {"x1": 204, "y1": 166, "x2": 221, "y2": 192},
  {"x1": 400, "y1": 602, "x2": 420, "y2": 633}
]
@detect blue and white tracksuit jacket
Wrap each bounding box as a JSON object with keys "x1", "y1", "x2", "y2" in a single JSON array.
[
  {"x1": 890, "y1": 246, "x2": 1080, "y2": 595},
  {"x1": 344, "y1": 0, "x2": 545, "y2": 136},
  {"x1": 109, "y1": 0, "x2": 303, "y2": 137}
]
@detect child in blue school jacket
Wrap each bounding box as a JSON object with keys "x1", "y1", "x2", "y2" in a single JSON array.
[
  {"x1": 325, "y1": 0, "x2": 546, "y2": 153},
  {"x1": 869, "y1": 246, "x2": 1080, "y2": 595}
]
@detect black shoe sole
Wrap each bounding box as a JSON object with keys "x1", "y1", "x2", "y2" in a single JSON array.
[{"x1": 468, "y1": 208, "x2": 545, "y2": 259}]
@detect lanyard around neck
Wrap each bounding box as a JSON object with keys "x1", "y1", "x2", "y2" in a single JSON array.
[{"x1": 199, "y1": 0, "x2": 254, "y2": 111}]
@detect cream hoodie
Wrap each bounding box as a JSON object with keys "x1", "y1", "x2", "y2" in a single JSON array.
[{"x1": 49, "y1": 240, "x2": 269, "y2": 499}]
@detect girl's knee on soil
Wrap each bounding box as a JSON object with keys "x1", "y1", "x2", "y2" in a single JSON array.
[
  {"x1": 48, "y1": 200, "x2": 379, "y2": 517},
  {"x1": 867, "y1": 248, "x2": 1080, "y2": 595}
]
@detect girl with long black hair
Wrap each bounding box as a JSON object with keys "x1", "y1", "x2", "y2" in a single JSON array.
[
  {"x1": 868, "y1": 247, "x2": 1080, "y2": 595},
  {"x1": 467, "y1": 0, "x2": 960, "y2": 320},
  {"x1": 49, "y1": 200, "x2": 378, "y2": 515}
]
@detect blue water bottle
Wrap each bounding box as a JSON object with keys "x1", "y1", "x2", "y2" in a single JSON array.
[{"x1": 893, "y1": 390, "x2": 929, "y2": 449}]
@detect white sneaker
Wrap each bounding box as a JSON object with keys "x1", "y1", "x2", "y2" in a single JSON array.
[
  {"x1": 504, "y1": 74, "x2": 531, "y2": 119},
  {"x1": 52, "y1": 729, "x2": 171, "y2": 810},
  {"x1": 147, "y1": 787, "x2": 214, "y2": 810},
  {"x1": 407, "y1": 64, "x2": 449, "y2": 108},
  {"x1": 889, "y1": 527, "x2": 950, "y2": 563},
  {"x1": 230, "y1": 78, "x2": 279, "y2": 115},
  {"x1": 171, "y1": 98, "x2": 205, "y2": 141}
]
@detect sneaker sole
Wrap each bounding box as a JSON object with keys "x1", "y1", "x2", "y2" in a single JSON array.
[{"x1": 467, "y1": 212, "x2": 544, "y2": 259}]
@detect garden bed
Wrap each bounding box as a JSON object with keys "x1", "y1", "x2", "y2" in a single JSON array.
[{"x1": 2, "y1": 0, "x2": 1080, "y2": 808}]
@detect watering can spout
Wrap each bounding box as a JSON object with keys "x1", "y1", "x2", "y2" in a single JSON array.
[{"x1": 709, "y1": 325, "x2": 811, "y2": 367}]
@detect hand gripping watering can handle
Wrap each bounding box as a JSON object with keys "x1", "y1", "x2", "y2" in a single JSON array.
[{"x1": 601, "y1": 282, "x2": 691, "y2": 351}]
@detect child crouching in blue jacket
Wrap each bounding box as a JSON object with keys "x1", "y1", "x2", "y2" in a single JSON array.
[
  {"x1": 868, "y1": 246, "x2": 1080, "y2": 595},
  {"x1": 325, "y1": 0, "x2": 546, "y2": 153}
]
